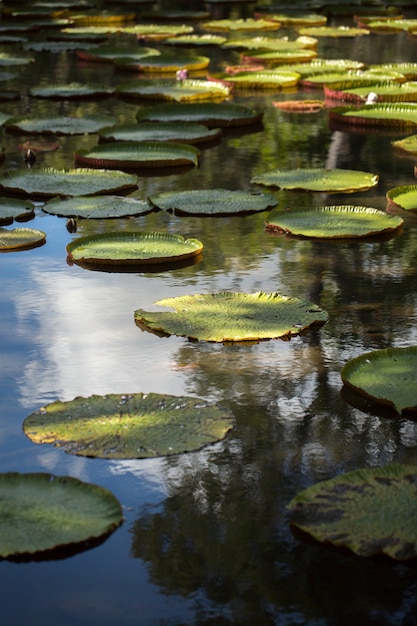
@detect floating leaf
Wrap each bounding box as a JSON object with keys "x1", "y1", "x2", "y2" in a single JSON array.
[
  {"x1": 369, "y1": 63, "x2": 417, "y2": 80},
  {"x1": 117, "y1": 79, "x2": 230, "y2": 102},
  {"x1": 115, "y1": 53, "x2": 210, "y2": 73},
  {"x1": 0, "y1": 226, "x2": 46, "y2": 250},
  {"x1": 23, "y1": 392, "x2": 234, "y2": 458},
  {"x1": 251, "y1": 168, "x2": 378, "y2": 192},
  {"x1": 202, "y1": 18, "x2": 281, "y2": 31},
  {"x1": 141, "y1": 10, "x2": 210, "y2": 21},
  {"x1": 43, "y1": 195, "x2": 151, "y2": 219},
  {"x1": 278, "y1": 58, "x2": 365, "y2": 78},
  {"x1": 222, "y1": 35, "x2": 317, "y2": 51},
  {"x1": 0, "y1": 168, "x2": 138, "y2": 198},
  {"x1": 66, "y1": 231, "x2": 203, "y2": 266},
  {"x1": 164, "y1": 34, "x2": 227, "y2": 46},
  {"x1": 0, "y1": 52, "x2": 34, "y2": 66},
  {"x1": 5, "y1": 114, "x2": 115, "y2": 135},
  {"x1": 341, "y1": 347, "x2": 417, "y2": 414},
  {"x1": 148, "y1": 188, "x2": 278, "y2": 215},
  {"x1": 329, "y1": 103, "x2": 417, "y2": 128},
  {"x1": 0, "y1": 198, "x2": 35, "y2": 225},
  {"x1": 217, "y1": 69, "x2": 300, "y2": 89},
  {"x1": 288, "y1": 464, "x2": 417, "y2": 560},
  {"x1": 386, "y1": 185, "x2": 417, "y2": 211},
  {"x1": 325, "y1": 82, "x2": 417, "y2": 104},
  {"x1": 272, "y1": 99, "x2": 325, "y2": 112},
  {"x1": 136, "y1": 102, "x2": 263, "y2": 127},
  {"x1": 74, "y1": 141, "x2": 200, "y2": 168},
  {"x1": 28, "y1": 82, "x2": 115, "y2": 98},
  {"x1": 392, "y1": 135, "x2": 417, "y2": 155},
  {"x1": 242, "y1": 49, "x2": 317, "y2": 64},
  {"x1": 134, "y1": 291, "x2": 329, "y2": 343},
  {"x1": 297, "y1": 25, "x2": 369, "y2": 37},
  {"x1": 265, "y1": 205, "x2": 402, "y2": 238},
  {"x1": 123, "y1": 24, "x2": 194, "y2": 39},
  {"x1": 99, "y1": 121, "x2": 221, "y2": 145},
  {"x1": 254, "y1": 12, "x2": 327, "y2": 26},
  {"x1": 0, "y1": 472, "x2": 123, "y2": 558},
  {"x1": 76, "y1": 45, "x2": 159, "y2": 63}
]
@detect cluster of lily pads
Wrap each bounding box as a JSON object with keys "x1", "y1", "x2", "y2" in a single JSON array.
[{"x1": 2, "y1": 0, "x2": 417, "y2": 563}]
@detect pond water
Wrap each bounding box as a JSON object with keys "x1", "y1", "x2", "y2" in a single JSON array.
[{"x1": 2, "y1": 3, "x2": 417, "y2": 625}]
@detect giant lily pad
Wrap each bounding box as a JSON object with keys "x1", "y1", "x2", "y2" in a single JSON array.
[
  {"x1": 265, "y1": 205, "x2": 403, "y2": 238},
  {"x1": 123, "y1": 24, "x2": 194, "y2": 40},
  {"x1": 202, "y1": 18, "x2": 281, "y2": 31},
  {"x1": 74, "y1": 141, "x2": 200, "y2": 168},
  {"x1": 216, "y1": 69, "x2": 300, "y2": 89},
  {"x1": 114, "y1": 53, "x2": 210, "y2": 73},
  {"x1": 99, "y1": 121, "x2": 221, "y2": 145},
  {"x1": 117, "y1": 79, "x2": 230, "y2": 102},
  {"x1": 222, "y1": 35, "x2": 317, "y2": 51},
  {"x1": 28, "y1": 82, "x2": 115, "y2": 98},
  {"x1": 251, "y1": 168, "x2": 378, "y2": 192},
  {"x1": 387, "y1": 185, "x2": 417, "y2": 211},
  {"x1": 0, "y1": 198, "x2": 35, "y2": 225},
  {"x1": 329, "y1": 103, "x2": 417, "y2": 128},
  {"x1": 0, "y1": 227, "x2": 46, "y2": 251},
  {"x1": 76, "y1": 45, "x2": 159, "y2": 63},
  {"x1": 66, "y1": 231, "x2": 203, "y2": 266},
  {"x1": 297, "y1": 25, "x2": 369, "y2": 37},
  {"x1": 392, "y1": 135, "x2": 417, "y2": 155},
  {"x1": 341, "y1": 347, "x2": 417, "y2": 414},
  {"x1": 5, "y1": 114, "x2": 115, "y2": 135},
  {"x1": 164, "y1": 34, "x2": 227, "y2": 46},
  {"x1": 0, "y1": 168, "x2": 138, "y2": 198},
  {"x1": 0, "y1": 472, "x2": 123, "y2": 558},
  {"x1": 0, "y1": 52, "x2": 34, "y2": 66},
  {"x1": 134, "y1": 291, "x2": 329, "y2": 342},
  {"x1": 324, "y1": 82, "x2": 417, "y2": 104},
  {"x1": 23, "y1": 392, "x2": 234, "y2": 458},
  {"x1": 288, "y1": 464, "x2": 417, "y2": 560},
  {"x1": 148, "y1": 188, "x2": 278, "y2": 215},
  {"x1": 43, "y1": 195, "x2": 151, "y2": 219},
  {"x1": 241, "y1": 49, "x2": 317, "y2": 64},
  {"x1": 136, "y1": 102, "x2": 263, "y2": 127}
]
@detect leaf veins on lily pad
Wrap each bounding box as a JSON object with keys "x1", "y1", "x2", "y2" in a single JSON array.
[
  {"x1": 0, "y1": 472, "x2": 123, "y2": 558},
  {"x1": 265, "y1": 205, "x2": 403, "y2": 238},
  {"x1": 251, "y1": 167, "x2": 378, "y2": 192},
  {"x1": 148, "y1": 188, "x2": 278, "y2": 215},
  {"x1": 288, "y1": 464, "x2": 417, "y2": 560},
  {"x1": 23, "y1": 393, "x2": 235, "y2": 458},
  {"x1": 134, "y1": 291, "x2": 329, "y2": 343},
  {"x1": 0, "y1": 226, "x2": 46, "y2": 251},
  {"x1": 341, "y1": 346, "x2": 417, "y2": 415},
  {"x1": 74, "y1": 141, "x2": 200, "y2": 169}
]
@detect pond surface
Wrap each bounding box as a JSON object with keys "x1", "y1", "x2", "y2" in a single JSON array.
[{"x1": 2, "y1": 4, "x2": 417, "y2": 625}]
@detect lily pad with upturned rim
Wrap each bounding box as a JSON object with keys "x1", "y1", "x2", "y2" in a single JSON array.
[
  {"x1": 5, "y1": 114, "x2": 116, "y2": 135},
  {"x1": 148, "y1": 188, "x2": 278, "y2": 216},
  {"x1": 341, "y1": 346, "x2": 417, "y2": 415},
  {"x1": 74, "y1": 141, "x2": 200, "y2": 169},
  {"x1": 28, "y1": 82, "x2": 115, "y2": 99},
  {"x1": 164, "y1": 34, "x2": 227, "y2": 46},
  {"x1": 241, "y1": 49, "x2": 317, "y2": 64},
  {"x1": 297, "y1": 25, "x2": 369, "y2": 37},
  {"x1": 43, "y1": 195, "x2": 152, "y2": 219},
  {"x1": 202, "y1": 18, "x2": 281, "y2": 31},
  {"x1": 99, "y1": 121, "x2": 222, "y2": 145},
  {"x1": 265, "y1": 205, "x2": 403, "y2": 238},
  {"x1": 114, "y1": 53, "x2": 210, "y2": 73},
  {"x1": 66, "y1": 231, "x2": 203, "y2": 266},
  {"x1": 134, "y1": 291, "x2": 329, "y2": 343},
  {"x1": 251, "y1": 168, "x2": 378, "y2": 192},
  {"x1": 287, "y1": 464, "x2": 417, "y2": 560},
  {"x1": 0, "y1": 472, "x2": 123, "y2": 558},
  {"x1": 136, "y1": 102, "x2": 263, "y2": 127},
  {"x1": 329, "y1": 103, "x2": 417, "y2": 128},
  {"x1": 386, "y1": 185, "x2": 417, "y2": 211},
  {"x1": 215, "y1": 69, "x2": 301, "y2": 89},
  {"x1": 391, "y1": 134, "x2": 417, "y2": 155},
  {"x1": 116, "y1": 79, "x2": 230, "y2": 102},
  {"x1": 23, "y1": 392, "x2": 234, "y2": 458},
  {"x1": 0, "y1": 227, "x2": 46, "y2": 251},
  {"x1": 0, "y1": 198, "x2": 35, "y2": 225},
  {"x1": 0, "y1": 168, "x2": 138, "y2": 198},
  {"x1": 76, "y1": 45, "x2": 160, "y2": 63}
]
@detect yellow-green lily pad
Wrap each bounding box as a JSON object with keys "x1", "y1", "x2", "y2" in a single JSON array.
[
  {"x1": 0, "y1": 472, "x2": 123, "y2": 558},
  {"x1": 134, "y1": 291, "x2": 329, "y2": 343},
  {"x1": 387, "y1": 185, "x2": 417, "y2": 211},
  {"x1": 251, "y1": 168, "x2": 378, "y2": 192},
  {"x1": 297, "y1": 25, "x2": 369, "y2": 37},
  {"x1": 288, "y1": 464, "x2": 417, "y2": 560},
  {"x1": 117, "y1": 79, "x2": 230, "y2": 102},
  {"x1": 392, "y1": 134, "x2": 417, "y2": 155},
  {"x1": 0, "y1": 226, "x2": 46, "y2": 251},
  {"x1": 216, "y1": 69, "x2": 301, "y2": 89},
  {"x1": 265, "y1": 205, "x2": 403, "y2": 238},
  {"x1": 115, "y1": 53, "x2": 209, "y2": 73},
  {"x1": 23, "y1": 392, "x2": 234, "y2": 458},
  {"x1": 202, "y1": 18, "x2": 281, "y2": 31},
  {"x1": 341, "y1": 346, "x2": 417, "y2": 415},
  {"x1": 74, "y1": 141, "x2": 200, "y2": 168},
  {"x1": 329, "y1": 103, "x2": 417, "y2": 128}
]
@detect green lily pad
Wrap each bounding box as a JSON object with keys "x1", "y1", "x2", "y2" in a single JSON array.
[
  {"x1": 114, "y1": 53, "x2": 210, "y2": 73},
  {"x1": 99, "y1": 121, "x2": 221, "y2": 145},
  {"x1": 202, "y1": 18, "x2": 281, "y2": 31},
  {"x1": 23, "y1": 392, "x2": 234, "y2": 458},
  {"x1": 74, "y1": 141, "x2": 200, "y2": 168},
  {"x1": 0, "y1": 472, "x2": 123, "y2": 558},
  {"x1": 369, "y1": 63, "x2": 417, "y2": 80},
  {"x1": 141, "y1": 10, "x2": 210, "y2": 21},
  {"x1": 123, "y1": 24, "x2": 194, "y2": 39},
  {"x1": 288, "y1": 464, "x2": 417, "y2": 560},
  {"x1": 134, "y1": 291, "x2": 329, "y2": 343},
  {"x1": 324, "y1": 81, "x2": 417, "y2": 104},
  {"x1": 302, "y1": 70, "x2": 404, "y2": 88},
  {"x1": 164, "y1": 34, "x2": 227, "y2": 46},
  {"x1": 117, "y1": 79, "x2": 230, "y2": 102},
  {"x1": 28, "y1": 82, "x2": 115, "y2": 98},
  {"x1": 136, "y1": 102, "x2": 263, "y2": 127},
  {"x1": 0, "y1": 52, "x2": 34, "y2": 66},
  {"x1": 217, "y1": 69, "x2": 301, "y2": 89},
  {"x1": 387, "y1": 185, "x2": 417, "y2": 211},
  {"x1": 221, "y1": 35, "x2": 317, "y2": 51},
  {"x1": 0, "y1": 168, "x2": 138, "y2": 198},
  {"x1": 0, "y1": 227, "x2": 46, "y2": 251},
  {"x1": 242, "y1": 49, "x2": 317, "y2": 64},
  {"x1": 392, "y1": 135, "x2": 417, "y2": 154},
  {"x1": 297, "y1": 25, "x2": 369, "y2": 37},
  {"x1": 5, "y1": 114, "x2": 115, "y2": 135},
  {"x1": 148, "y1": 188, "x2": 278, "y2": 215},
  {"x1": 365, "y1": 18, "x2": 417, "y2": 33},
  {"x1": 76, "y1": 45, "x2": 159, "y2": 63},
  {"x1": 66, "y1": 231, "x2": 203, "y2": 266},
  {"x1": 251, "y1": 168, "x2": 378, "y2": 192},
  {"x1": 265, "y1": 205, "x2": 403, "y2": 238},
  {"x1": 254, "y1": 12, "x2": 327, "y2": 26},
  {"x1": 43, "y1": 195, "x2": 151, "y2": 218},
  {"x1": 278, "y1": 58, "x2": 365, "y2": 78},
  {"x1": 341, "y1": 346, "x2": 417, "y2": 414},
  {"x1": 329, "y1": 103, "x2": 417, "y2": 128},
  {"x1": 0, "y1": 198, "x2": 35, "y2": 225}
]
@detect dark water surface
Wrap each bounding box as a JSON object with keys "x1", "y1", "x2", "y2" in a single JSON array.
[{"x1": 2, "y1": 4, "x2": 417, "y2": 625}]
